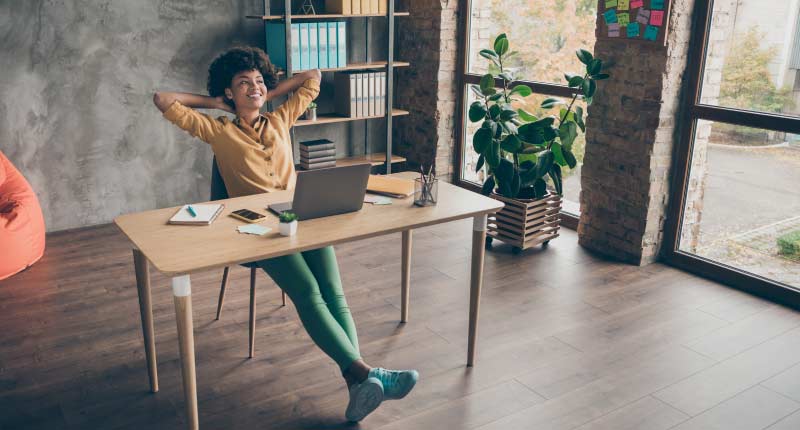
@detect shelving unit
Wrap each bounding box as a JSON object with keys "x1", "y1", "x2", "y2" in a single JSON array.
[
  {"x1": 276, "y1": 60, "x2": 409, "y2": 75},
  {"x1": 250, "y1": 0, "x2": 408, "y2": 174},
  {"x1": 294, "y1": 109, "x2": 409, "y2": 127}
]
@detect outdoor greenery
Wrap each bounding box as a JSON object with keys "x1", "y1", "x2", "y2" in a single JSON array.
[
  {"x1": 777, "y1": 230, "x2": 800, "y2": 260},
  {"x1": 468, "y1": 34, "x2": 607, "y2": 200},
  {"x1": 715, "y1": 27, "x2": 794, "y2": 143},
  {"x1": 279, "y1": 211, "x2": 298, "y2": 223},
  {"x1": 719, "y1": 28, "x2": 793, "y2": 114},
  {"x1": 486, "y1": 0, "x2": 596, "y2": 84}
]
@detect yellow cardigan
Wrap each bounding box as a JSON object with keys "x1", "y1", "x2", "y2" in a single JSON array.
[{"x1": 163, "y1": 78, "x2": 320, "y2": 197}]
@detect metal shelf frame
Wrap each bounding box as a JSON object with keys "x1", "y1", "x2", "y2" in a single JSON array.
[{"x1": 260, "y1": 0, "x2": 403, "y2": 173}]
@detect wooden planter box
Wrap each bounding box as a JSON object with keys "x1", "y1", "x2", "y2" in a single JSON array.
[{"x1": 486, "y1": 192, "x2": 562, "y2": 253}]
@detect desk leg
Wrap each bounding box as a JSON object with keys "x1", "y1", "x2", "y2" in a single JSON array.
[
  {"x1": 401, "y1": 230, "x2": 412, "y2": 323},
  {"x1": 467, "y1": 215, "x2": 487, "y2": 367},
  {"x1": 133, "y1": 249, "x2": 158, "y2": 393},
  {"x1": 173, "y1": 275, "x2": 199, "y2": 430}
]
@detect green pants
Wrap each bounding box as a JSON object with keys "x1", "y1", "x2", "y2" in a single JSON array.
[{"x1": 257, "y1": 246, "x2": 361, "y2": 373}]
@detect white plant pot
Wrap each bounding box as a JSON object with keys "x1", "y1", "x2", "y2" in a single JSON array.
[{"x1": 279, "y1": 220, "x2": 297, "y2": 236}]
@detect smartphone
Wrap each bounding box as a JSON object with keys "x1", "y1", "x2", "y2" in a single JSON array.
[{"x1": 229, "y1": 208, "x2": 267, "y2": 223}]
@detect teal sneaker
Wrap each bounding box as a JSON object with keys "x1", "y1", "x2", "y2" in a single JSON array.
[
  {"x1": 368, "y1": 367, "x2": 419, "y2": 400},
  {"x1": 345, "y1": 376, "x2": 384, "y2": 422}
]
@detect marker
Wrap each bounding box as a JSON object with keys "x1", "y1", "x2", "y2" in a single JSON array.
[{"x1": 187, "y1": 205, "x2": 197, "y2": 217}]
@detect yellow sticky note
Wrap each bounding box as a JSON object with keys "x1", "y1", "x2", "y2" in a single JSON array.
[
  {"x1": 618, "y1": 0, "x2": 630, "y2": 10},
  {"x1": 617, "y1": 12, "x2": 630, "y2": 26}
]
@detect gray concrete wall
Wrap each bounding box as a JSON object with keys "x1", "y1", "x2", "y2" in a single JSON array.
[
  {"x1": 0, "y1": 0, "x2": 261, "y2": 232},
  {"x1": 0, "y1": 0, "x2": 397, "y2": 232}
]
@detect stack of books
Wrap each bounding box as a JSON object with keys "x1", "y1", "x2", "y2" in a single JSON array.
[
  {"x1": 299, "y1": 139, "x2": 337, "y2": 170},
  {"x1": 333, "y1": 71, "x2": 386, "y2": 118},
  {"x1": 265, "y1": 22, "x2": 347, "y2": 71},
  {"x1": 325, "y1": 0, "x2": 388, "y2": 15}
]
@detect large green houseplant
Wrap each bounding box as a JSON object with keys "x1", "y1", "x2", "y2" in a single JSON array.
[{"x1": 469, "y1": 34, "x2": 608, "y2": 200}]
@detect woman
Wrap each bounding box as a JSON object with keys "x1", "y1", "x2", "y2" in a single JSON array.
[{"x1": 153, "y1": 46, "x2": 418, "y2": 422}]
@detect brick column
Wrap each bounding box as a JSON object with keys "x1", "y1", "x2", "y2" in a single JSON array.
[
  {"x1": 578, "y1": 0, "x2": 697, "y2": 265},
  {"x1": 394, "y1": 0, "x2": 460, "y2": 181}
]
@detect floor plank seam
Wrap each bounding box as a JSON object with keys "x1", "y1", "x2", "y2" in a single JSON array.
[{"x1": 758, "y1": 383, "x2": 800, "y2": 409}]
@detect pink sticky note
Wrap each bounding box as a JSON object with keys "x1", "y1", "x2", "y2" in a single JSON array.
[
  {"x1": 650, "y1": 10, "x2": 664, "y2": 26},
  {"x1": 631, "y1": 0, "x2": 644, "y2": 7}
]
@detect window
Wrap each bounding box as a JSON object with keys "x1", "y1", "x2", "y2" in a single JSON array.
[
  {"x1": 665, "y1": 0, "x2": 800, "y2": 300},
  {"x1": 457, "y1": 0, "x2": 597, "y2": 217}
]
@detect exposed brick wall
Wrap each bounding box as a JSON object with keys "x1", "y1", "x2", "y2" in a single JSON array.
[
  {"x1": 578, "y1": 0, "x2": 697, "y2": 265},
  {"x1": 394, "y1": 0, "x2": 460, "y2": 181}
]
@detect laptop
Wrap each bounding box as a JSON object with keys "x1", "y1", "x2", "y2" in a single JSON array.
[{"x1": 268, "y1": 163, "x2": 372, "y2": 221}]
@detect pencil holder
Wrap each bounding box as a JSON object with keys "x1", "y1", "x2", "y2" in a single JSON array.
[{"x1": 414, "y1": 177, "x2": 438, "y2": 207}]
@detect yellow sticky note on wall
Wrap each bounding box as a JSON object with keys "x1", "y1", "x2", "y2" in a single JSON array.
[
  {"x1": 617, "y1": 12, "x2": 630, "y2": 26},
  {"x1": 618, "y1": 0, "x2": 630, "y2": 10}
]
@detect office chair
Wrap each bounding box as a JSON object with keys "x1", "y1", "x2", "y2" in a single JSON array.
[{"x1": 211, "y1": 156, "x2": 286, "y2": 358}]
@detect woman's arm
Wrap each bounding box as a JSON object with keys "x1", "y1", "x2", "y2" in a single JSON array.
[
  {"x1": 266, "y1": 69, "x2": 322, "y2": 101},
  {"x1": 152, "y1": 92, "x2": 233, "y2": 114}
]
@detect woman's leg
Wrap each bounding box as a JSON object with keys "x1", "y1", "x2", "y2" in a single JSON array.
[
  {"x1": 257, "y1": 253, "x2": 361, "y2": 373},
  {"x1": 301, "y1": 246, "x2": 360, "y2": 354}
]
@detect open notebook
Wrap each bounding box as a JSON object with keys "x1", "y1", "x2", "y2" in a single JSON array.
[{"x1": 168, "y1": 204, "x2": 225, "y2": 225}]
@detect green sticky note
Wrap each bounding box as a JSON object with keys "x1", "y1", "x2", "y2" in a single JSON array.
[
  {"x1": 644, "y1": 25, "x2": 659, "y2": 40},
  {"x1": 618, "y1": 0, "x2": 630, "y2": 10},
  {"x1": 603, "y1": 9, "x2": 618, "y2": 24},
  {"x1": 651, "y1": 0, "x2": 664, "y2": 9},
  {"x1": 617, "y1": 12, "x2": 630, "y2": 26},
  {"x1": 605, "y1": 0, "x2": 617, "y2": 7},
  {"x1": 627, "y1": 22, "x2": 640, "y2": 38}
]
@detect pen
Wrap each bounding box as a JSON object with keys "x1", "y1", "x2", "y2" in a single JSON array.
[{"x1": 187, "y1": 205, "x2": 197, "y2": 217}]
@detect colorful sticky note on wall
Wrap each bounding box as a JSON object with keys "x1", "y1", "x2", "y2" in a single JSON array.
[
  {"x1": 651, "y1": 0, "x2": 664, "y2": 10},
  {"x1": 618, "y1": 0, "x2": 630, "y2": 10},
  {"x1": 605, "y1": 0, "x2": 618, "y2": 8},
  {"x1": 637, "y1": 8, "x2": 650, "y2": 24},
  {"x1": 604, "y1": 9, "x2": 618, "y2": 24},
  {"x1": 650, "y1": 10, "x2": 664, "y2": 26},
  {"x1": 644, "y1": 25, "x2": 659, "y2": 41},
  {"x1": 617, "y1": 12, "x2": 630, "y2": 26},
  {"x1": 627, "y1": 22, "x2": 640, "y2": 38},
  {"x1": 631, "y1": 0, "x2": 644, "y2": 7},
  {"x1": 609, "y1": 28, "x2": 620, "y2": 37}
]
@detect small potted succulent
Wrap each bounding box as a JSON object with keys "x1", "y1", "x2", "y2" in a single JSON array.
[
  {"x1": 278, "y1": 211, "x2": 298, "y2": 236},
  {"x1": 305, "y1": 101, "x2": 317, "y2": 121}
]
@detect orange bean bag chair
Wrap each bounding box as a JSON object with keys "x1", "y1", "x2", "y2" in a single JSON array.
[{"x1": 0, "y1": 151, "x2": 46, "y2": 280}]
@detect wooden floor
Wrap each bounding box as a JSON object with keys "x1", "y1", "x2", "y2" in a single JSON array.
[{"x1": 2, "y1": 220, "x2": 800, "y2": 430}]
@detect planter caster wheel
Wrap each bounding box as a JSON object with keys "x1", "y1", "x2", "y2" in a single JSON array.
[
  {"x1": 485, "y1": 236, "x2": 493, "y2": 250},
  {"x1": 542, "y1": 240, "x2": 550, "y2": 247},
  {"x1": 512, "y1": 246, "x2": 522, "y2": 255}
]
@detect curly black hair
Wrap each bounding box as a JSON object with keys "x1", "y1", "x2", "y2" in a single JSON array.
[{"x1": 207, "y1": 46, "x2": 279, "y2": 108}]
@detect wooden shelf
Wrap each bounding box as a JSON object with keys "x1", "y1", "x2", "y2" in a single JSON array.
[
  {"x1": 277, "y1": 61, "x2": 409, "y2": 76},
  {"x1": 294, "y1": 109, "x2": 409, "y2": 127},
  {"x1": 297, "y1": 153, "x2": 406, "y2": 170},
  {"x1": 248, "y1": 12, "x2": 409, "y2": 20}
]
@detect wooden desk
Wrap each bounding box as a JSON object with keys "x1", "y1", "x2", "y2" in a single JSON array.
[{"x1": 114, "y1": 172, "x2": 504, "y2": 429}]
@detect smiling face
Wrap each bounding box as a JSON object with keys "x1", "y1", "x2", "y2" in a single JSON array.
[{"x1": 224, "y1": 69, "x2": 268, "y2": 111}]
